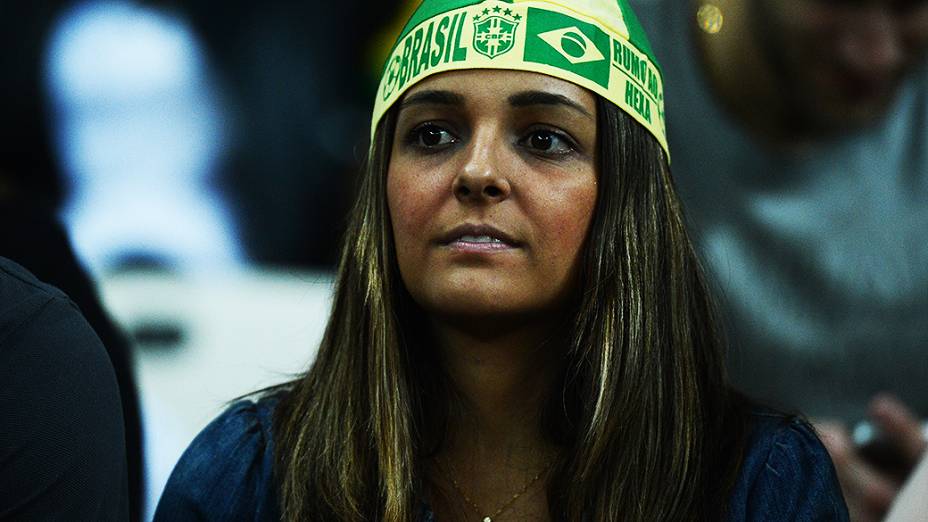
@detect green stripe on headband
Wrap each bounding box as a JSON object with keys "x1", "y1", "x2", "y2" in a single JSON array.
[{"x1": 372, "y1": 0, "x2": 669, "y2": 160}]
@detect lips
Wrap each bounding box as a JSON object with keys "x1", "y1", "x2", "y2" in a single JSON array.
[
  {"x1": 438, "y1": 224, "x2": 520, "y2": 249},
  {"x1": 816, "y1": 63, "x2": 898, "y2": 105}
]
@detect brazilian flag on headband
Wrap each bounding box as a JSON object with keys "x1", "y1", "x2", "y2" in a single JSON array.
[{"x1": 523, "y1": 7, "x2": 611, "y2": 88}]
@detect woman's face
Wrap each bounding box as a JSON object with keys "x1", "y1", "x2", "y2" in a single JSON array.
[{"x1": 387, "y1": 69, "x2": 598, "y2": 324}]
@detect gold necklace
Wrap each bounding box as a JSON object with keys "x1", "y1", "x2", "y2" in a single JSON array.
[{"x1": 441, "y1": 458, "x2": 553, "y2": 522}]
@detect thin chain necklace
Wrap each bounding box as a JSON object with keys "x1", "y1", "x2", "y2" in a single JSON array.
[{"x1": 441, "y1": 457, "x2": 553, "y2": 522}]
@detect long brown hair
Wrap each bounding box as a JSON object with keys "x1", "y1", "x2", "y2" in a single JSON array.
[{"x1": 272, "y1": 97, "x2": 748, "y2": 521}]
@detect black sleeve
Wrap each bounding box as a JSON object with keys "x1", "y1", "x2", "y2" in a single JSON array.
[
  {"x1": 0, "y1": 294, "x2": 129, "y2": 521},
  {"x1": 0, "y1": 204, "x2": 145, "y2": 521}
]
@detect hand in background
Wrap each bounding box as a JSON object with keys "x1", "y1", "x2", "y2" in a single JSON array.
[{"x1": 815, "y1": 395, "x2": 926, "y2": 522}]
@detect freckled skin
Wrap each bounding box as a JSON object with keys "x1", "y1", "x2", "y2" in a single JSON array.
[{"x1": 387, "y1": 70, "x2": 598, "y2": 327}]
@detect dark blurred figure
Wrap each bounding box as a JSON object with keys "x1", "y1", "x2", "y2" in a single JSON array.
[
  {"x1": 0, "y1": 3, "x2": 145, "y2": 520},
  {"x1": 0, "y1": 257, "x2": 128, "y2": 520},
  {"x1": 633, "y1": 0, "x2": 928, "y2": 520},
  {"x1": 145, "y1": 0, "x2": 402, "y2": 269}
]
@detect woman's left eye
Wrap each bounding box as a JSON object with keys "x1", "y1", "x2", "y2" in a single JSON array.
[
  {"x1": 520, "y1": 130, "x2": 576, "y2": 156},
  {"x1": 408, "y1": 123, "x2": 456, "y2": 149}
]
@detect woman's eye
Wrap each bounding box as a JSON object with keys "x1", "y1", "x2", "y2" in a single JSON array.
[
  {"x1": 410, "y1": 124, "x2": 455, "y2": 149},
  {"x1": 522, "y1": 130, "x2": 575, "y2": 156}
]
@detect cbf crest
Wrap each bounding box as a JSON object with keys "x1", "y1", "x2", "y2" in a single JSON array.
[{"x1": 473, "y1": 5, "x2": 521, "y2": 59}]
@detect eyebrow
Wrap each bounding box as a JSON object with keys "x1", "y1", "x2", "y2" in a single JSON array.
[
  {"x1": 400, "y1": 90, "x2": 465, "y2": 109},
  {"x1": 507, "y1": 91, "x2": 593, "y2": 119},
  {"x1": 399, "y1": 89, "x2": 592, "y2": 118}
]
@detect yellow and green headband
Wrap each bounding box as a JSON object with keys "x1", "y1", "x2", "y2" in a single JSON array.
[{"x1": 372, "y1": 0, "x2": 668, "y2": 159}]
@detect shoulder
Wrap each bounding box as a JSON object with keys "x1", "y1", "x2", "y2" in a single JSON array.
[
  {"x1": 0, "y1": 255, "x2": 70, "y2": 332},
  {"x1": 154, "y1": 395, "x2": 283, "y2": 522},
  {"x1": 728, "y1": 411, "x2": 849, "y2": 521},
  {"x1": 0, "y1": 255, "x2": 65, "y2": 295},
  {"x1": 0, "y1": 256, "x2": 92, "y2": 359},
  {"x1": 0, "y1": 257, "x2": 128, "y2": 520},
  {"x1": 0, "y1": 256, "x2": 116, "y2": 404},
  {"x1": 0, "y1": 257, "x2": 106, "y2": 367}
]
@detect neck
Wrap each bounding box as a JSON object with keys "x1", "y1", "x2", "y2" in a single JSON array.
[
  {"x1": 431, "y1": 317, "x2": 562, "y2": 459},
  {"x1": 425, "y1": 318, "x2": 561, "y2": 522}
]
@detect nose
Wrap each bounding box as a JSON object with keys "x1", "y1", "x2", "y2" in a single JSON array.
[
  {"x1": 838, "y1": 7, "x2": 904, "y2": 74},
  {"x1": 452, "y1": 128, "x2": 511, "y2": 204}
]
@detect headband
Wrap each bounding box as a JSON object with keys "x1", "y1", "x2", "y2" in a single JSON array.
[{"x1": 372, "y1": 0, "x2": 668, "y2": 159}]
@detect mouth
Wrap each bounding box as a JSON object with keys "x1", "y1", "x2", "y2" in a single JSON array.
[
  {"x1": 819, "y1": 65, "x2": 898, "y2": 104},
  {"x1": 438, "y1": 224, "x2": 520, "y2": 250}
]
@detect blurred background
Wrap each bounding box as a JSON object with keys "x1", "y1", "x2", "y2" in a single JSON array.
[{"x1": 1, "y1": 0, "x2": 412, "y2": 519}]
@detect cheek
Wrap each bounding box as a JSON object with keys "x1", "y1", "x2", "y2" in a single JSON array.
[
  {"x1": 387, "y1": 164, "x2": 452, "y2": 286},
  {"x1": 531, "y1": 175, "x2": 598, "y2": 271},
  {"x1": 388, "y1": 167, "x2": 438, "y2": 248},
  {"x1": 770, "y1": 2, "x2": 841, "y2": 48},
  {"x1": 903, "y1": 11, "x2": 928, "y2": 57}
]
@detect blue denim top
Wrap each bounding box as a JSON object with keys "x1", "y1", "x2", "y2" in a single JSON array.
[{"x1": 154, "y1": 396, "x2": 849, "y2": 521}]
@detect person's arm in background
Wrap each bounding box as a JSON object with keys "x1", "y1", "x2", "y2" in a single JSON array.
[
  {"x1": 0, "y1": 258, "x2": 128, "y2": 521},
  {"x1": 816, "y1": 395, "x2": 927, "y2": 522}
]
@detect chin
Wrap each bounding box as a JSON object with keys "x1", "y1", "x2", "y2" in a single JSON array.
[
  {"x1": 414, "y1": 286, "x2": 562, "y2": 327},
  {"x1": 818, "y1": 100, "x2": 894, "y2": 134},
  {"x1": 424, "y1": 288, "x2": 527, "y2": 318},
  {"x1": 793, "y1": 70, "x2": 901, "y2": 135}
]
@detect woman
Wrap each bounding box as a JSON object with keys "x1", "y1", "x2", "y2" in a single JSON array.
[{"x1": 154, "y1": 1, "x2": 848, "y2": 520}]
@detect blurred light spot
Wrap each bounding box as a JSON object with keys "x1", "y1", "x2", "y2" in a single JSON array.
[{"x1": 697, "y1": 4, "x2": 723, "y2": 34}]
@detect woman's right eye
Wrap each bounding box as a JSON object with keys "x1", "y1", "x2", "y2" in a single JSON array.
[{"x1": 408, "y1": 124, "x2": 456, "y2": 149}]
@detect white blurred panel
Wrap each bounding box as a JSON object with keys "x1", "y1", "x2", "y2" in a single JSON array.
[
  {"x1": 98, "y1": 269, "x2": 332, "y2": 521},
  {"x1": 45, "y1": 0, "x2": 242, "y2": 277}
]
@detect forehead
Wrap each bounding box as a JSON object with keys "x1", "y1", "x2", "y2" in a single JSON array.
[{"x1": 401, "y1": 69, "x2": 596, "y2": 111}]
